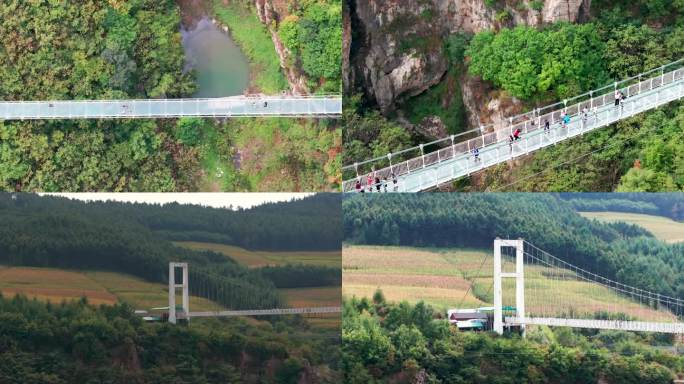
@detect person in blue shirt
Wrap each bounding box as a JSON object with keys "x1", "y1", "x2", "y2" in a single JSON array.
[{"x1": 561, "y1": 113, "x2": 570, "y2": 128}]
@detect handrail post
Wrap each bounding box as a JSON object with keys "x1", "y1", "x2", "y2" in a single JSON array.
[
  {"x1": 387, "y1": 153, "x2": 393, "y2": 175},
  {"x1": 638, "y1": 74, "x2": 642, "y2": 93},
  {"x1": 354, "y1": 162, "x2": 359, "y2": 178},
  {"x1": 420, "y1": 144, "x2": 425, "y2": 168},
  {"x1": 451, "y1": 135, "x2": 456, "y2": 159},
  {"x1": 590, "y1": 91, "x2": 593, "y2": 109}
]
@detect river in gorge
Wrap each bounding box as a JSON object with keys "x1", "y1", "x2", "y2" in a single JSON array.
[{"x1": 180, "y1": 16, "x2": 250, "y2": 97}]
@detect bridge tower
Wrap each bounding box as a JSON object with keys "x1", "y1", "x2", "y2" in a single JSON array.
[
  {"x1": 168, "y1": 262, "x2": 189, "y2": 324},
  {"x1": 493, "y1": 238, "x2": 525, "y2": 336}
]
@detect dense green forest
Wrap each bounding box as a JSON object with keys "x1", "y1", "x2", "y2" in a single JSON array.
[
  {"x1": 0, "y1": 193, "x2": 341, "y2": 309},
  {"x1": 0, "y1": 0, "x2": 340, "y2": 192},
  {"x1": 345, "y1": 0, "x2": 684, "y2": 191},
  {"x1": 560, "y1": 193, "x2": 684, "y2": 220},
  {"x1": 0, "y1": 295, "x2": 341, "y2": 383},
  {"x1": 343, "y1": 295, "x2": 682, "y2": 383},
  {"x1": 343, "y1": 193, "x2": 684, "y2": 301}
]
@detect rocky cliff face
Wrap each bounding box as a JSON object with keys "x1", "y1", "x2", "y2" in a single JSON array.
[
  {"x1": 346, "y1": 0, "x2": 591, "y2": 131},
  {"x1": 254, "y1": 0, "x2": 309, "y2": 94},
  {"x1": 348, "y1": 0, "x2": 448, "y2": 113}
]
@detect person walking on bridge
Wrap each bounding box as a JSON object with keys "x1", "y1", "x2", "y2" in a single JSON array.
[
  {"x1": 561, "y1": 112, "x2": 570, "y2": 128},
  {"x1": 512, "y1": 127, "x2": 521, "y2": 140},
  {"x1": 472, "y1": 147, "x2": 480, "y2": 162},
  {"x1": 614, "y1": 89, "x2": 621, "y2": 106},
  {"x1": 366, "y1": 172, "x2": 374, "y2": 192}
]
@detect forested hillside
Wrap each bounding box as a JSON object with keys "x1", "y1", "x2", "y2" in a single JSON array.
[
  {"x1": 560, "y1": 193, "x2": 684, "y2": 221},
  {"x1": 0, "y1": 295, "x2": 341, "y2": 383},
  {"x1": 0, "y1": 1, "x2": 194, "y2": 191},
  {"x1": 0, "y1": 193, "x2": 341, "y2": 309},
  {"x1": 343, "y1": 296, "x2": 682, "y2": 383},
  {"x1": 0, "y1": 0, "x2": 341, "y2": 192},
  {"x1": 343, "y1": 193, "x2": 684, "y2": 301}
]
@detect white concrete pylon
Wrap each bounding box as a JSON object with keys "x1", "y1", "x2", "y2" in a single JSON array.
[
  {"x1": 168, "y1": 262, "x2": 189, "y2": 324},
  {"x1": 493, "y1": 238, "x2": 525, "y2": 336}
]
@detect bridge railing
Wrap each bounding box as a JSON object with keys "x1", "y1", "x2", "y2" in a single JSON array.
[
  {"x1": 182, "y1": 306, "x2": 342, "y2": 318},
  {"x1": 342, "y1": 58, "x2": 684, "y2": 192},
  {"x1": 0, "y1": 94, "x2": 342, "y2": 120}
]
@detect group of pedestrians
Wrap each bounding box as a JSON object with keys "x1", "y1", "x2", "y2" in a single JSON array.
[
  {"x1": 354, "y1": 172, "x2": 398, "y2": 193},
  {"x1": 351, "y1": 87, "x2": 631, "y2": 191}
]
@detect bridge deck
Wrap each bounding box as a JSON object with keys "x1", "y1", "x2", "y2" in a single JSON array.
[
  {"x1": 0, "y1": 96, "x2": 341, "y2": 120},
  {"x1": 343, "y1": 65, "x2": 684, "y2": 192},
  {"x1": 507, "y1": 317, "x2": 684, "y2": 333},
  {"x1": 180, "y1": 306, "x2": 342, "y2": 318}
]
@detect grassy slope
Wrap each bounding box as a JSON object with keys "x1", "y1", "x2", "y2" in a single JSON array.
[
  {"x1": 343, "y1": 245, "x2": 676, "y2": 321},
  {"x1": 174, "y1": 241, "x2": 341, "y2": 267},
  {"x1": 579, "y1": 211, "x2": 684, "y2": 243},
  {"x1": 0, "y1": 266, "x2": 218, "y2": 311},
  {"x1": 211, "y1": 0, "x2": 287, "y2": 93}
]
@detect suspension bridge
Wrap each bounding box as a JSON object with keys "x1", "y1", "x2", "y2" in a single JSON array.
[
  {"x1": 491, "y1": 239, "x2": 684, "y2": 335},
  {"x1": 0, "y1": 94, "x2": 341, "y2": 120},
  {"x1": 156, "y1": 263, "x2": 341, "y2": 324},
  {"x1": 343, "y1": 58, "x2": 684, "y2": 192}
]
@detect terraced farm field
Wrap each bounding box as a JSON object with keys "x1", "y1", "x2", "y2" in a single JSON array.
[
  {"x1": 579, "y1": 211, "x2": 684, "y2": 243},
  {"x1": 0, "y1": 266, "x2": 232, "y2": 311},
  {"x1": 0, "y1": 265, "x2": 340, "y2": 327},
  {"x1": 343, "y1": 245, "x2": 676, "y2": 321},
  {"x1": 173, "y1": 241, "x2": 341, "y2": 267}
]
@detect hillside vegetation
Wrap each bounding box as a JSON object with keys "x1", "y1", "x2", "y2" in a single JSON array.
[
  {"x1": 343, "y1": 297, "x2": 682, "y2": 384},
  {"x1": 0, "y1": 194, "x2": 341, "y2": 310},
  {"x1": 462, "y1": 3, "x2": 684, "y2": 192},
  {"x1": 343, "y1": 193, "x2": 684, "y2": 308},
  {"x1": 175, "y1": 241, "x2": 341, "y2": 267},
  {"x1": 0, "y1": 295, "x2": 341, "y2": 383},
  {"x1": 580, "y1": 212, "x2": 684, "y2": 243},
  {"x1": 0, "y1": 0, "x2": 340, "y2": 192}
]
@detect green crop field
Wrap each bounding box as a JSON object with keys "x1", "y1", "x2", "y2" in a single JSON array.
[
  {"x1": 173, "y1": 241, "x2": 341, "y2": 268},
  {"x1": 579, "y1": 211, "x2": 684, "y2": 243},
  {"x1": 343, "y1": 245, "x2": 676, "y2": 322}
]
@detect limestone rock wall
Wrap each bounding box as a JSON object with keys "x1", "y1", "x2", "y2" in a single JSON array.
[{"x1": 346, "y1": 0, "x2": 592, "y2": 131}]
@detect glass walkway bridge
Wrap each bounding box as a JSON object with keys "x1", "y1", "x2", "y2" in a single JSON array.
[
  {"x1": 0, "y1": 94, "x2": 341, "y2": 120},
  {"x1": 343, "y1": 58, "x2": 684, "y2": 192}
]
